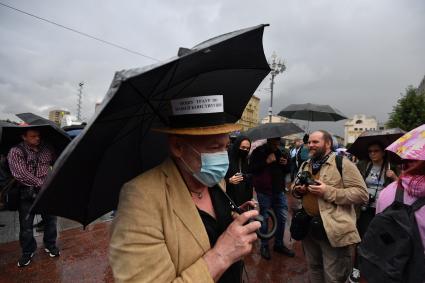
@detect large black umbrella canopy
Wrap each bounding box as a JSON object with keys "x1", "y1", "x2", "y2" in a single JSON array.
[
  {"x1": 16, "y1": 112, "x2": 59, "y2": 128},
  {"x1": 278, "y1": 103, "x2": 347, "y2": 122},
  {"x1": 0, "y1": 124, "x2": 71, "y2": 155},
  {"x1": 244, "y1": 122, "x2": 304, "y2": 141},
  {"x1": 32, "y1": 24, "x2": 271, "y2": 226},
  {"x1": 0, "y1": 121, "x2": 16, "y2": 127},
  {"x1": 0, "y1": 121, "x2": 17, "y2": 147},
  {"x1": 347, "y1": 128, "x2": 406, "y2": 161}
]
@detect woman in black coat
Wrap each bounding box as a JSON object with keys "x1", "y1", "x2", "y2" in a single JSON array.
[{"x1": 225, "y1": 135, "x2": 253, "y2": 207}]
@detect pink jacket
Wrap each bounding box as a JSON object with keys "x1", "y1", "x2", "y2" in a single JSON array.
[{"x1": 376, "y1": 176, "x2": 425, "y2": 253}]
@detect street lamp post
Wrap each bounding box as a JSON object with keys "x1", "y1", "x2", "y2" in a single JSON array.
[{"x1": 268, "y1": 52, "x2": 286, "y2": 123}]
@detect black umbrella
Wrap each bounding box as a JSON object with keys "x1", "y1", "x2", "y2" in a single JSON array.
[
  {"x1": 32, "y1": 24, "x2": 271, "y2": 226},
  {"x1": 0, "y1": 121, "x2": 16, "y2": 127},
  {"x1": 0, "y1": 124, "x2": 71, "y2": 155},
  {"x1": 347, "y1": 128, "x2": 406, "y2": 161},
  {"x1": 16, "y1": 113, "x2": 59, "y2": 128},
  {"x1": 278, "y1": 103, "x2": 347, "y2": 132},
  {"x1": 244, "y1": 122, "x2": 304, "y2": 141},
  {"x1": 279, "y1": 102, "x2": 347, "y2": 124}
]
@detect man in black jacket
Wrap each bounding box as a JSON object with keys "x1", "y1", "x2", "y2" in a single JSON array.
[{"x1": 249, "y1": 137, "x2": 295, "y2": 260}]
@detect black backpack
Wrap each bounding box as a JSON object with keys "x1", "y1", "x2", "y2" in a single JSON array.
[
  {"x1": 0, "y1": 145, "x2": 27, "y2": 211},
  {"x1": 358, "y1": 183, "x2": 425, "y2": 283}
]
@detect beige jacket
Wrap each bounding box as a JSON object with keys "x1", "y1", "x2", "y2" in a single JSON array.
[
  {"x1": 109, "y1": 158, "x2": 215, "y2": 283},
  {"x1": 300, "y1": 153, "x2": 368, "y2": 247}
]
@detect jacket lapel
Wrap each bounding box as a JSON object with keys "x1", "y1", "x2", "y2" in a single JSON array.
[{"x1": 161, "y1": 158, "x2": 211, "y2": 253}]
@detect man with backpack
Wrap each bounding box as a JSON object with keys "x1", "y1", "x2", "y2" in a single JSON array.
[
  {"x1": 249, "y1": 137, "x2": 295, "y2": 260},
  {"x1": 293, "y1": 130, "x2": 368, "y2": 283},
  {"x1": 7, "y1": 128, "x2": 60, "y2": 267}
]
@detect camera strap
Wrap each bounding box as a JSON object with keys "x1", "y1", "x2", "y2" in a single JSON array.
[{"x1": 366, "y1": 162, "x2": 386, "y2": 200}]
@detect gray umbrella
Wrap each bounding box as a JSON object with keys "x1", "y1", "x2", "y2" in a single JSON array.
[
  {"x1": 244, "y1": 122, "x2": 304, "y2": 141},
  {"x1": 31, "y1": 24, "x2": 271, "y2": 226},
  {"x1": 278, "y1": 103, "x2": 347, "y2": 122}
]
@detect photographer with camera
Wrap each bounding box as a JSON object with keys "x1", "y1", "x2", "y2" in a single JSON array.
[
  {"x1": 348, "y1": 141, "x2": 399, "y2": 282},
  {"x1": 225, "y1": 135, "x2": 253, "y2": 207},
  {"x1": 292, "y1": 130, "x2": 368, "y2": 283},
  {"x1": 249, "y1": 137, "x2": 295, "y2": 260}
]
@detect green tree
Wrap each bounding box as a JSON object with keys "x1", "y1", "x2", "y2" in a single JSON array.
[{"x1": 387, "y1": 86, "x2": 425, "y2": 131}]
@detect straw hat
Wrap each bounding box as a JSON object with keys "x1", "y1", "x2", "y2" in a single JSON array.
[{"x1": 153, "y1": 95, "x2": 241, "y2": 135}]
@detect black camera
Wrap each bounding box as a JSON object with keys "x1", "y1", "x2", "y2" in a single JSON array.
[
  {"x1": 221, "y1": 188, "x2": 277, "y2": 240},
  {"x1": 361, "y1": 193, "x2": 376, "y2": 211},
  {"x1": 295, "y1": 171, "x2": 320, "y2": 186}
]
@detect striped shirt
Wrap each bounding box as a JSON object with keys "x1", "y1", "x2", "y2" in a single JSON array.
[{"x1": 7, "y1": 142, "x2": 55, "y2": 188}]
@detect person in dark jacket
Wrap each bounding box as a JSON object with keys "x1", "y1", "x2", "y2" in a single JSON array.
[
  {"x1": 225, "y1": 135, "x2": 253, "y2": 207},
  {"x1": 249, "y1": 137, "x2": 295, "y2": 260},
  {"x1": 349, "y1": 140, "x2": 399, "y2": 283}
]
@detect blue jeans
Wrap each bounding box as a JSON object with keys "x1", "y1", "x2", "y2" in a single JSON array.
[{"x1": 257, "y1": 191, "x2": 288, "y2": 248}]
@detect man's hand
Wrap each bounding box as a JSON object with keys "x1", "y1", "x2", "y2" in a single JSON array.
[
  {"x1": 386, "y1": 169, "x2": 398, "y2": 181},
  {"x1": 293, "y1": 184, "x2": 308, "y2": 195},
  {"x1": 308, "y1": 180, "x2": 327, "y2": 198},
  {"x1": 203, "y1": 210, "x2": 260, "y2": 280},
  {"x1": 229, "y1": 173, "x2": 244, "y2": 185},
  {"x1": 266, "y1": 153, "x2": 276, "y2": 164}
]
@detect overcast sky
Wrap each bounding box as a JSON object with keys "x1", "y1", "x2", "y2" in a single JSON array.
[{"x1": 0, "y1": 0, "x2": 424, "y2": 136}]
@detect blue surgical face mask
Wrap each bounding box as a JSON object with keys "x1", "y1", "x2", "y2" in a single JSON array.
[{"x1": 181, "y1": 145, "x2": 229, "y2": 187}]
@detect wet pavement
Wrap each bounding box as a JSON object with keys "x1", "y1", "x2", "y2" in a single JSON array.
[
  {"x1": 0, "y1": 193, "x2": 364, "y2": 282},
  {"x1": 0, "y1": 210, "x2": 112, "y2": 244},
  {"x1": 0, "y1": 220, "x2": 114, "y2": 283},
  {"x1": 0, "y1": 219, "x2": 308, "y2": 283},
  {"x1": 0, "y1": 194, "x2": 311, "y2": 283}
]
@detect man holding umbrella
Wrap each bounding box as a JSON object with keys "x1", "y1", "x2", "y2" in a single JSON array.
[
  {"x1": 7, "y1": 127, "x2": 60, "y2": 267},
  {"x1": 109, "y1": 96, "x2": 261, "y2": 283},
  {"x1": 249, "y1": 137, "x2": 295, "y2": 260}
]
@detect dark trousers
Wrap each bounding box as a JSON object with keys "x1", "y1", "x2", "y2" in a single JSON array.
[
  {"x1": 354, "y1": 206, "x2": 375, "y2": 268},
  {"x1": 257, "y1": 191, "x2": 288, "y2": 248},
  {"x1": 18, "y1": 197, "x2": 57, "y2": 254}
]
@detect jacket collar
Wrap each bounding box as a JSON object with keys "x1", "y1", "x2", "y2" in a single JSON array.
[
  {"x1": 160, "y1": 158, "x2": 211, "y2": 253},
  {"x1": 306, "y1": 151, "x2": 336, "y2": 164}
]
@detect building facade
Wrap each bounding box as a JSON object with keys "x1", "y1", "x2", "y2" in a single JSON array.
[
  {"x1": 260, "y1": 114, "x2": 289, "y2": 124},
  {"x1": 48, "y1": 109, "x2": 70, "y2": 125},
  {"x1": 344, "y1": 114, "x2": 384, "y2": 145},
  {"x1": 237, "y1": 95, "x2": 260, "y2": 131}
]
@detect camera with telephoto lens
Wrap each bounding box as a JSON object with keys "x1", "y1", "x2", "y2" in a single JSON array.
[
  {"x1": 295, "y1": 171, "x2": 320, "y2": 186},
  {"x1": 361, "y1": 193, "x2": 376, "y2": 211}
]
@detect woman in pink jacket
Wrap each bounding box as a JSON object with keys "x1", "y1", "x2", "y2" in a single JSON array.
[{"x1": 376, "y1": 160, "x2": 425, "y2": 252}]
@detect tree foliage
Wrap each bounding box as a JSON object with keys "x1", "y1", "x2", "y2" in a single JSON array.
[{"x1": 387, "y1": 86, "x2": 425, "y2": 131}]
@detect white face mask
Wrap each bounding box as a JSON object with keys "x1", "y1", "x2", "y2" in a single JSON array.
[{"x1": 180, "y1": 144, "x2": 229, "y2": 187}]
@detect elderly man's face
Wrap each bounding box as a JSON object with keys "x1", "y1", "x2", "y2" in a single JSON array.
[{"x1": 172, "y1": 133, "x2": 230, "y2": 172}]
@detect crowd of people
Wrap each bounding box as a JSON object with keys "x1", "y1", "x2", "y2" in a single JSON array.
[{"x1": 1, "y1": 99, "x2": 424, "y2": 283}]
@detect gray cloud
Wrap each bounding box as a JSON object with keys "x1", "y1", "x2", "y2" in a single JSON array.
[{"x1": 0, "y1": 0, "x2": 424, "y2": 135}]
